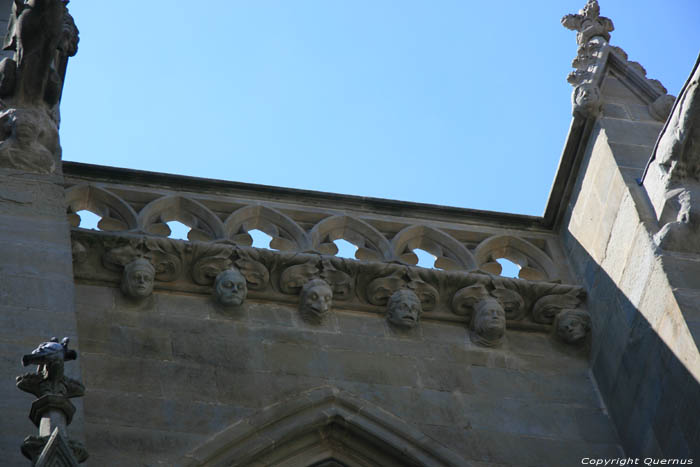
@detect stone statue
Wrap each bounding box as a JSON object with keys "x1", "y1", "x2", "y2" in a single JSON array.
[
  {"x1": 386, "y1": 289, "x2": 422, "y2": 329},
  {"x1": 214, "y1": 267, "x2": 247, "y2": 307},
  {"x1": 561, "y1": 0, "x2": 613, "y2": 46},
  {"x1": 3, "y1": 0, "x2": 78, "y2": 106},
  {"x1": 555, "y1": 309, "x2": 591, "y2": 344},
  {"x1": 121, "y1": 257, "x2": 156, "y2": 299},
  {"x1": 17, "y1": 337, "x2": 83, "y2": 398},
  {"x1": 17, "y1": 337, "x2": 87, "y2": 464},
  {"x1": 0, "y1": 0, "x2": 78, "y2": 174},
  {"x1": 471, "y1": 297, "x2": 506, "y2": 348},
  {"x1": 644, "y1": 54, "x2": 700, "y2": 253},
  {"x1": 299, "y1": 278, "x2": 333, "y2": 324}
]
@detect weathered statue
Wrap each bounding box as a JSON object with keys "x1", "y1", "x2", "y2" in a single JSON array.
[
  {"x1": 299, "y1": 278, "x2": 333, "y2": 324},
  {"x1": 452, "y1": 284, "x2": 509, "y2": 347},
  {"x1": 532, "y1": 293, "x2": 581, "y2": 324},
  {"x1": 3, "y1": 0, "x2": 78, "y2": 106},
  {"x1": 386, "y1": 289, "x2": 422, "y2": 329},
  {"x1": 0, "y1": 0, "x2": 78, "y2": 174},
  {"x1": 17, "y1": 336, "x2": 84, "y2": 398},
  {"x1": 561, "y1": 0, "x2": 613, "y2": 46},
  {"x1": 214, "y1": 267, "x2": 247, "y2": 307},
  {"x1": 121, "y1": 257, "x2": 156, "y2": 299},
  {"x1": 644, "y1": 54, "x2": 700, "y2": 253},
  {"x1": 555, "y1": 309, "x2": 591, "y2": 344},
  {"x1": 471, "y1": 297, "x2": 506, "y2": 347},
  {"x1": 0, "y1": 107, "x2": 59, "y2": 172}
]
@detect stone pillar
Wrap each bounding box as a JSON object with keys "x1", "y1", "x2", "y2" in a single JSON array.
[
  {"x1": 0, "y1": 170, "x2": 85, "y2": 465},
  {"x1": 0, "y1": 1, "x2": 82, "y2": 464}
]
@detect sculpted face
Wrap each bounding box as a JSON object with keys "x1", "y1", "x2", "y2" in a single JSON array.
[
  {"x1": 300, "y1": 279, "x2": 333, "y2": 324},
  {"x1": 387, "y1": 289, "x2": 422, "y2": 328},
  {"x1": 122, "y1": 258, "x2": 155, "y2": 299},
  {"x1": 556, "y1": 310, "x2": 591, "y2": 344},
  {"x1": 214, "y1": 268, "x2": 247, "y2": 306},
  {"x1": 473, "y1": 298, "x2": 506, "y2": 345}
]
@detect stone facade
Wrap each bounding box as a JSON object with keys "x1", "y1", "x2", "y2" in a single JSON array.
[{"x1": 0, "y1": 1, "x2": 698, "y2": 466}]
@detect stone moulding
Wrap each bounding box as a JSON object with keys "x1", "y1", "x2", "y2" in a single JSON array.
[
  {"x1": 71, "y1": 229, "x2": 585, "y2": 334},
  {"x1": 179, "y1": 386, "x2": 467, "y2": 467},
  {"x1": 64, "y1": 182, "x2": 564, "y2": 282}
]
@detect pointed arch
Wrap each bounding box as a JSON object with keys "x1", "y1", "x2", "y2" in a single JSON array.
[
  {"x1": 474, "y1": 235, "x2": 558, "y2": 281},
  {"x1": 310, "y1": 215, "x2": 393, "y2": 261},
  {"x1": 180, "y1": 387, "x2": 465, "y2": 467},
  {"x1": 391, "y1": 225, "x2": 476, "y2": 270},
  {"x1": 224, "y1": 205, "x2": 310, "y2": 250},
  {"x1": 138, "y1": 195, "x2": 225, "y2": 240},
  {"x1": 65, "y1": 184, "x2": 138, "y2": 231}
]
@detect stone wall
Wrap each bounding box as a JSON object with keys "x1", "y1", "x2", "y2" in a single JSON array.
[
  {"x1": 0, "y1": 169, "x2": 84, "y2": 465},
  {"x1": 74, "y1": 282, "x2": 621, "y2": 466},
  {"x1": 560, "y1": 69, "x2": 700, "y2": 458}
]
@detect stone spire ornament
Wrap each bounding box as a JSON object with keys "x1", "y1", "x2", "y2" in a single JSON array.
[
  {"x1": 17, "y1": 336, "x2": 88, "y2": 465},
  {"x1": 561, "y1": 0, "x2": 613, "y2": 118},
  {"x1": 561, "y1": 0, "x2": 613, "y2": 46},
  {"x1": 0, "y1": 0, "x2": 79, "y2": 173}
]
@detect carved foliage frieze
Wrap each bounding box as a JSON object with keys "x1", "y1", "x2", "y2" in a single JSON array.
[{"x1": 71, "y1": 230, "x2": 586, "y2": 343}]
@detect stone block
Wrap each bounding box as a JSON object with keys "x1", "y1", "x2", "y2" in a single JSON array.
[
  {"x1": 469, "y1": 366, "x2": 599, "y2": 406},
  {"x1": 618, "y1": 228, "x2": 657, "y2": 307},
  {"x1": 414, "y1": 358, "x2": 474, "y2": 393},
  {"x1": 600, "y1": 118, "x2": 663, "y2": 147},
  {"x1": 77, "y1": 313, "x2": 172, "y2": 358},
  {"x1": 602, "y1": 102, "x2": 630, "y2": 119},
  {"x1": 601, "y1": 193, "x2": 641, "y2": 284},
  {"x1": 626, "y1": 103, "x2": 656, "y2": 122},
  {"x1": 214, "y1": 369, "x2": 327, "y2": 408},
  {"x1": 84, "y1": 421, "x2": 205, "y2": 467},
  {"x1": 601, "y1": 76, "x2": 646, "y2": 105},
  {"x1": 326, "y1": 348, "x2": 418, "y2": 387},
  {"x1": 608, "y1": 142, "x2": 653, "y2": 169},
  {"x1": 247, "y1": 302, "x2": 296, "y2": 327},
  {"x1": 80, "y1": 354, "x2": 165, "y2": 397},
  {"x1": 171, "y1": 330, "x2": 262, "y2": 372},
  {"x1": 84, "y1": 389, "x2": 253, "y2": 435},
  {"x1": 262, "y1": 342, "x2": 330, "y2": 378},
  {"x1": 0, "y1": 274, "x2": 75, "y2": 310},
  {"x1": 421, "y1": 423, "x2": 621, "y2": 466},
  {"x1": 336, "y1": 311, "x2": 386, "y2": 337}
]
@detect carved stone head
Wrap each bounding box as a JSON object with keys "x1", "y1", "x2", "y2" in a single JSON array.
[
  {"x1": 472, "y1": 297, "x2": 506, "y2": 347},
  {"x1": 300, "y1": 278, "x2": 333, "y2": 324},
  {"x1": 573, "y1": 83, "x2": 601, "y2": 116},
  {"x1": 555, "y1": 309, "x2": 591, "y2": 344},
  {"x1": 121, "y1": 257, "x2": 155, "y2": 299},
  {"x1": 214, "y1": 267, "x2": 247, "y2": 307},
  {"x1": 386, "y1": 289, "x2": 422, "y2": 328},
  {"x1": 532, "y1": 293, "x2": 581, "y2": 324}
]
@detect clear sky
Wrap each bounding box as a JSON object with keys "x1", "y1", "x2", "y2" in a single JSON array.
[{"x1": 59, "y1": 1, "x2": 700, "y2": 216}]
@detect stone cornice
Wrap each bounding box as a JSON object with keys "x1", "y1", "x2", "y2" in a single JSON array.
[{"x1": 71, "y1": 229, "x2": 586, "y2": 335}]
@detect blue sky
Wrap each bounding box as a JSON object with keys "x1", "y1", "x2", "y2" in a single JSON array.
[{"x1": 60, "y1": 1, "x2": 700, "y2": 217}]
